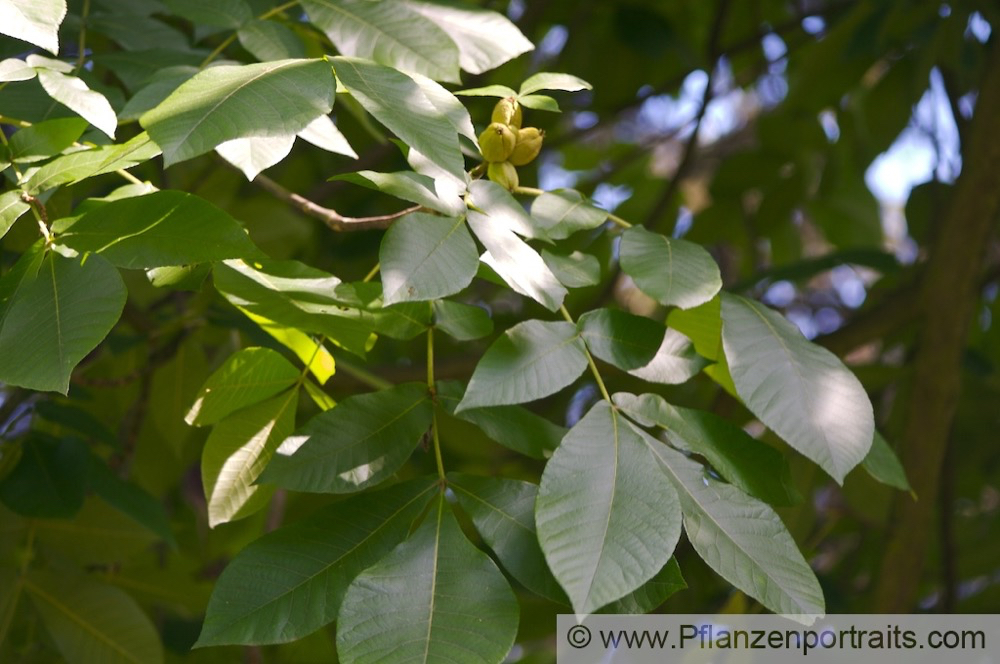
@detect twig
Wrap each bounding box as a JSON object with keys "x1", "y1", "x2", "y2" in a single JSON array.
[{"x1": 252, "y1": 173, "x2": 421, "y2": 231}]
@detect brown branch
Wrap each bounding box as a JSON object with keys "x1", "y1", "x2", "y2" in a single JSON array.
[
  {"x1": 252, "y1": 173, "x2": 422, "y2": 232},
  {"x1": 873, "y1": 38, "x2": 1000, "y2": 612}
]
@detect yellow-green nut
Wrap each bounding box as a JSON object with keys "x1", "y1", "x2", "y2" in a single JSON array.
[
  {"x1": 508, "y1": 127, "x2": 544, "y2": 166},
  {"x1": 487, "y1": 161, "x2": 519, "y2": 191},
  {"x1": 491, "y1": 97, "x2": 522, "y2": 129},
  {"x1": 479, "y1": 122, "x2": 517, "y2": 162}
]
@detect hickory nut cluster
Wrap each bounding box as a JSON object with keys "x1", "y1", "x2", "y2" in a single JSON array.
[{"x1": 478, "y1": 97, "x2": 544, "y2": 191}]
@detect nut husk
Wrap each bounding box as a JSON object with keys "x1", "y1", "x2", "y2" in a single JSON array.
[
  {"x1": 491, "y1": 97, "x2": 522, "y2": 129},
  {"x1": 487, "y1": 161, "x2": 519, "y2": 191},
  {"x1": 479, "y1": 122, "x2": 517, "y2": 162},
  {"x1": 509, "y1": 127, "x2": 544, "y2": 166}
]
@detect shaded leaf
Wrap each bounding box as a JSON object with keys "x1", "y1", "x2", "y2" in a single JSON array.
[
  {"x1": 456, "y1": 319, "x2": 587, "y2": 411},
  {"x1": 0, "y1": 435, "x2": 86, "y2": 518},
  {"x1": 628, "y1": 328, "x2": 709, "y2": 385},
  {"x1": 644, "y1": 436, "x2": 825, "y2": 618},
  {"x1": 541, "y1": 249, "x2": 600, "y2": 288},
  {"x1": 530, "y1": 190, "x2": 608, "y2": 240},
  {"x1": 720, "y1": 293, "x2": 874, "y2": 483},
  {"x1": 57, "y1": 190, "x2": 259, "y2": 269},
  {"x1": 0, "y1": 251, "x2": 125, "y2": 394},
  {"x1": 0, "y1": 190, "x2": 29, "y2": 240},
  {"x1": 164, "y1": 0, "x2": 251, "y2": 28},
  {"x1": 262, "y1": 383, "x2": 433, "y2": 493},
  {"x1": 337, "y1": 495, "x2": 518, "y2": 663},
  {"x1": 432, "y1": 299, "x2": 493, "y2": 340},
  {"x1": 380, "y1": 213, "x2": 477, "y2": 304},
  {"x1": 27, "y1": 571, "x2": 163, "y2": 664},
  {"x1": 197, "y1": 478, "x2": 437, "y2": 646},
  {"x1": 614, "y1": 392, "x2": 799, "y2": 506},
  {"x1": 8, "y1": 117, "x2": 88, "y2": 163},
  {"x1": 186, "y1": 347, "x2": 300, "y2": 426},
  {"x1": 25, "y1": 132, "x2": 160, "y2": 195},
  {"x1": 536, "y1": 402, "x2": 682, "y2": 614},
  {"x1": 620, "y1": 226, "x2": 721, "y2": 309},
  {"x1": 202, "y1": 390, "x2": 299, "y2": 527},
  {"x1": 577, "y1": 308, "x2": 665, "y2": 371},
  {"x1": 449, "y1": 473, "x2": 567, "y2": 603},
  {"x1": 87, "y1": 454, "x2": 176, "y2": 546},
  {"x1": 597, "y1": 558, "x2": 686, "y2": 614},
  {"x1": 862, "y1": 430, "x2": 911, "y2": 492},
  {"x1": 438, "y1": 381, "x2": 564, "y2": 459}
]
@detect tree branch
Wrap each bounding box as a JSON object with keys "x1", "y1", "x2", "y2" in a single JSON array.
[
  {"x1": 873, "y1": 38, "x2": 1000, "y2": 611},
  {"x1": 252, "y1": 173, "x2": 422, "y2": 231}
]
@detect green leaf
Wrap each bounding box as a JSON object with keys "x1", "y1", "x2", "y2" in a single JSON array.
[
  {"x1": 238, "y1": 19, "x2": 307, "y2": 62},
  {"x1": 88, "y1": 13, "x2": 188, "y2": 51},
  {"x1": 541, "y1": 249, "x2": 600, "y2": 288},
  {"x1": 0, "y1": 251, "x2": 125, "y2": 394},
  {"x1": 334, "y1": 170, "x2": 462, "y2": 216},
  {"x1": 379, "y1": 213, "x2": 478, "y2": 304},
  {"x1": 469, "y1": 180, "x2": 548, "y2": 239},
  {"x1": 262, "y1": 383, "x2": 433, "y2": 493},
  {"x1": 145, "y1": 263, "x2": 210, "y2": 291},
  {"x1": 32, "y1": 497, "x2": 159, "y2": 565},
  {"x1": 297, "y1": 114, "x2": 357, "y2": 158},
  {"x1": 454, "y1": 84, "x2": 517, "y2": 98},
  {"x1": 0, "y1": 435, "x2": 86, "y2": 518},
  {"x1": 337, "y1": 494, "x2": 518, "y2": 663},
  {"x1": 33, "y1": 66, "x2": 117, "y2": 139},
  {"x1": 536, "y1": 402, "x2": 682, "y2": 614},
  {"x1": 530, "y1": 190, "x2": 608, "y2": 240},
  {"x1": 409, "y1": 72, "x2": 478, "y2": 144},
  {"x1": 214, "y1": 260, "x2": 375, "y2": 358},
  {"x1": 202, "y1": 389, "x2": 299, "y2": 527},
  {"x1": 644, "y1": 436, "x2": 825, "y2": 618},
  {"x1": 0, "y1": 190, "x2": 29, "y2": 240},
  {"x1": 614, "y1": 392, "x2": 799, "y2": 506},
  {"x1": 57, "y1": 190, "x2": 260, "y2": 269},
  {"x1": 720, "y1": 293, "x2": 874, "y2": 483},
  {"x1": 197, "y1": 478, "x2": 437, "y2": 646},
  {"x1": 519, "y1": 72, "x2": 592, "y2": 96},
  {"x1": 456, "y1": 319, "x2": 587, "y2": 411},
  {"x1": 629, "y1": 329, "x2": 709, "y2": 385},
  {"x1": 467, "y1": 210, "x2": 567, "y2": 311},
  {"x1": 0, "y1": 57, "x2": 37, "y2": 81},
  {"x1": 34, "y1": 401, "x2": 117, "y2": 447},
  {"x1": 25, "y1": 132, "x2": 160, "y2": 195},
  {"x1": 515, "y1": 94, "x2": 560, "y2": 112},
  {"x1": 8, "y1": 117, "x2": 88, "y2": 163},
  {"x1": 619, "y1": 226, "x2": 722, "y2": 309},
  {"x1": 140, "y1": 59, "x2": 334, "y2": 167},
  {"x1": 449, "y1": 473, "x2": 567, "y2": 604},
  {"x1": 186, "y1": 347, "x2": 300, "y2": 426},
  {"x1": 332, "y1": 57, "x2": 466, "y2": 181},
  {"x1": 0, "y1": 0, "x2": 67, "y2": 54},
  {"x1": 862, "y1": 430, "x2": 911, "y2": 492},
  {"x1": 303, "y1": 0, "x2": 460, "y2": 82},
  {"x1": 432, "y1": 299, "x2": 493, "y2": 340},
  {"x1": 87, "y1": 454, "x2": 176, "y2": 547},
  {"x1": 437, "y1": 381, "x2": 564, "y2": 459},
  {"x1": 119, "y1": 67, "x2": 197, "y2": 121},
  {"x1": 403, "y1": 0, "x2": 533, "y2": 74},
  {"x1": 237, "y1": 309, "x2": 336, "y2": 384},
  {"x1": 577, "y1": 308, "x2": 665, "y2": 371},
  {"x1": 597, "y1": 558, "x2": 686, "y2": 614},
  {"x1": 164, "y1": 0, "x2": 251, "y2": 28},
  {"x1": 26, "y1": 571, "x2": 164, "y2": 664},
  {"x1": 215, "y1": 133, "x2": 296, "y2": 180}
]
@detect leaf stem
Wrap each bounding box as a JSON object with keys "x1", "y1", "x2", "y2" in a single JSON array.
[
  {"x1": 75, "y1": 0, "x2": 91, "y2": 73},
  {"x1": 200, "y1": 1, "x2": 301, "y2": 68},
  {"x1": 559, "y1": 304, "x2": 612, "y2": 404},
  {"x1": 337, "y1": 358, "x2": 393, "y2": 390},
  {"x1": 427, "y1": 327, "x2": 446, "y2": 481},
  {"x1": 362, "y1": 262, "x2": 381, "y2": 283}
]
